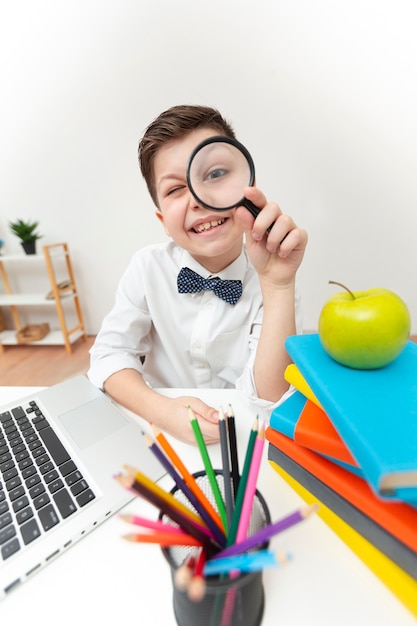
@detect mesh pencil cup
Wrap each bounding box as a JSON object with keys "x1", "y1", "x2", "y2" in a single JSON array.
[{"x1": 160, "y1": 470, "x2": 271, "y2": 626}]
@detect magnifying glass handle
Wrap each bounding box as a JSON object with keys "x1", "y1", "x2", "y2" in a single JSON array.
[{"x1": 241, "y1": 199, "x2": 274, "y2": 234}]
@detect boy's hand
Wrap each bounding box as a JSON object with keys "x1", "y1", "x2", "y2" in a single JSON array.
[
  {"x1": 157, "y1": 396, "x2": 220, "y2": 445},
  {"x1": 236, "y1": 187, "x2": 308, "y2": 286}
]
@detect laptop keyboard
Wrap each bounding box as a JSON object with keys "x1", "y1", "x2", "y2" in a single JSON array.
[{"x1": 0, "y1": 400, "x2": 96, "y2": 561}]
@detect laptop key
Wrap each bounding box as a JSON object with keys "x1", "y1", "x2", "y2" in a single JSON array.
[
  {"x1": 53, "y1": 489, "x2": 76, "y2": 518},
  {"x1": 60, "y1": 460, "x2": 77, "y2": 476},
  {"x1": 1, "y1": 537, "x2": 20, "y2": 560},
  {"x1": 16, "y1": 506, "x2": 34, "y2": 525},
  {"x1": 33, "y1": 493, "x2": 51, "y2": 510},
  {"x1": 38, "y1": 427, "x2": 71, "y2": 466},
  {"x1": 11, "y1": 406, "x2": 26, "y2": 420},
  {"x1": 38, "y1": 504, "x2": 59, "y2": 531},
  {"x1": 20, "y1": 518, "x2": 41, "y2": 545},
  {"x1": 12, "y1": 496, "x2": 29, "y2": 513},
  {"x1": 76, "y1": 489, "x2": 95, "y2": 507},
  {"x1": 0, "y1": 524, "x2": 16, "y2": 545},
  {"x1": 0, "y1": 512, "x2": 12, "y2": 530},
  {"x1": 70, "y1": 480, "x2": 88, "y2": 496}
]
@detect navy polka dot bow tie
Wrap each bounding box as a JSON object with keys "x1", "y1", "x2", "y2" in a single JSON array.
[{"x1": 177, "y1": 267, "x2": 243, "y2": 305}]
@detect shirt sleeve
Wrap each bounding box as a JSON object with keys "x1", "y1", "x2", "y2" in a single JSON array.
[
  {"x1": 87, "y1": 254, "x2": 151, "y2": 389},
  {"x1": 234, "y1": 284, "x2": 303, "y2": 422}
]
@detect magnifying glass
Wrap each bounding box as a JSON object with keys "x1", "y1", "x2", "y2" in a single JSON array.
[{"x1": 186, "y1": 136, "x2": 261, "y2": 220}]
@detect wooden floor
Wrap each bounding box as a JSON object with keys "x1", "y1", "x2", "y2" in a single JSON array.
[{"x1": 0, "y1": 335, "x2": 96, "y2": 386}]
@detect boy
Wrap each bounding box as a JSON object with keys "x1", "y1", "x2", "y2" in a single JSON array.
[{"x1": 88, "y1": 105, "x2": 307, "y2": 444}]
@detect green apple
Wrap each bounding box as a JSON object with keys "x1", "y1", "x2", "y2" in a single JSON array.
[{"x1": 318, "y1": 281, "x2": 411, "y2": 369}]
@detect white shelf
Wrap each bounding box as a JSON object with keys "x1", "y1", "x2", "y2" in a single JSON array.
[
  {"x1": 0, "y1": 250, "x2": 67, "y2": 262},
  {"x1": 0, "y1": 328, "x2": 85, "y2": 346},
  {"x1": 0, "y1": 293, "x2": 75, "y2": 306},
  {"x1": 0, "y1": 243, "x2": 86, "y2": 354}
]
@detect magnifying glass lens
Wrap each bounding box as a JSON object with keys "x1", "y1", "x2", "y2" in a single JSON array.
[{"x1": 188, "y1": 141, "x2": 253, "y2": 210}]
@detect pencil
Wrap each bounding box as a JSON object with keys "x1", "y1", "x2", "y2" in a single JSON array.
[
  {"x1": 219, "y1": 408, "x2": 233, "y2": 532},
  {"x1": 187, "y1": 548, "x2": 207, "y2": 602},
  {"x1": 204, "y1": 550, "x2": 277, "y2": 576},
  {"x1": 122, "y1": 531, "x2": 203, "y2": 547},
  {"x1": 174, "y1": 553, "x2": 197, "y2": 591},
  {"x1": 213, "y1": 504, "x2": 319, "y2": 559},
  {"x1": 188, "y1": 406, "x2": 227, "y2": 532},
  {"x1": 143, "y1": 434, "x2": 226, "y2": 546},
  {"x1": 115, "y1": 473, "x2": 217, "y2": 552},
  {"x1": 151, "y1": 425, "x2": 224, "y2": 534},
  {"x1": 226, "y1": 404, "x2": 240, "y2": 496},
  {"x1": 119, "y1": 513, "x2": 187, "y2": 535},
  {"x1": 122, "y1": 464, "x2": 205, "y2": 528},
  {"x1": 227, "y1": 417, "x2": 258, "y2": 546},
  {"x1": 234, "y1": 420, "x2": 265, "y2": 544}
]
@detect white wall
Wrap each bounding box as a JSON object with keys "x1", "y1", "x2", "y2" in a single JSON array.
[{"x1": 1, "y1": 0, "x2": 416, "y2": 334}]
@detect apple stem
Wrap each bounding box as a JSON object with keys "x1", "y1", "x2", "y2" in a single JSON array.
[{"x1": 328, "y1": 280, "x2": 356, "y2": 299}]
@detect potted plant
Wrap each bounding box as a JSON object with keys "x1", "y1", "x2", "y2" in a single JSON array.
[{"x1": 9, "y1": 219, "x2": 43, "y2": 254}]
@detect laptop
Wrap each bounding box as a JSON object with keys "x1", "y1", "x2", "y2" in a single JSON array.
[{"x1": 0, "y1": 375, "x2": 164, "y2": 598}]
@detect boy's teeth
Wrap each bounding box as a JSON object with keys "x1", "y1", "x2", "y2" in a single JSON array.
[{"x1": 195, "y1": 219, "x2": 224, "y2": 233}]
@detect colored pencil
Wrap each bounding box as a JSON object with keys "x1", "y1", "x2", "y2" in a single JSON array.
[
  {"x1": 188, "y1": 547, "x2": 207, "y2": 602},
  {"x1": 188, "y1": 406, "x2": 227, "y2": 531},
  {"x1": 234, "y1": 421, "x2": 265, "y2": 544},
  {"x1": 122, "y1": 464, "x2": 205, "y2": 528},
  {"x1": 204, "y1": 550, "x2": 277, "y2": 576},
  {"x1": 115, "y1": 473, "x2": 217, "y2": 552},
  {"x1": 151, "y1": 425, "x2": 224, "y2": 533},
  {"x1": 174, "y1": 553, "x2": 198, "y2": 591},
  {"x1": 122, "y1": 531, "x2": 203, "y2": 547},
  {"x1": 226, "y1": 404, "x2": 240, "y2": 496},
  {"x1": 119, "y1": 513, "x2": 187, "y2": 535},
  {"x1": 213, "y1": 504, "x2": 319, "y2": 559},
  {"x1": 143, "y1": 434, "x2": 226, "y2": 546},
  {"x1": 227, "y1": 417, "x2": 258, "y2": 546},
  {"x1": 219, "y1": 408, "x2": 234, "y2": 532}
]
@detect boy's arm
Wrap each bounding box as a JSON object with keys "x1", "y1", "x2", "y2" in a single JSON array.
[
  {"x1": 103, "y1": 369, "x2": 220, "y2": 445},
  {"x1": 236, "y1": 187, "x2": 308, "y2": 403},
  {"x1": 253, "y1": 280, "x2": 296, "y2": 402}
]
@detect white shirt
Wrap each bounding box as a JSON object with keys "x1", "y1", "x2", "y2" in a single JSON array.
[{"x1": 88, "y1": 241, "x2": 302, "y2": 415}]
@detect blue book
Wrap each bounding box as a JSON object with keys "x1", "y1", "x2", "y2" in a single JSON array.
[
  {"x1": 284, "y1": 334, "x2": 417, "y2": 502},
  {"x1": 270, "y1": 390, "x2": 364, "y2": 477}
]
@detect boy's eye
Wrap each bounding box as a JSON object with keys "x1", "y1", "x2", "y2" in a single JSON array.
[
  {"x1": 205, "y1": 167, "x2": 229, "y2": 182},
  {"x1": 166, "y1": 185, "x2": 185, "y2": 196}
]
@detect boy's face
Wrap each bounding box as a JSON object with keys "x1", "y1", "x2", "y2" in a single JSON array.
[{"x1": 153, "y1": 128, "x2": 245, "y2": 273}]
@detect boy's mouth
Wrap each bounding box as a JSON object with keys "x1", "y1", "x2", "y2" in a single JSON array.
[{"x1": 192, "y1": 218, "x2": 226, "y2": 233}]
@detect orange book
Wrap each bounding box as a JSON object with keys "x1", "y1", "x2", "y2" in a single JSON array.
[
  {"x1": 296, "y1": 396, "x2": 358, "y2": 467},
  {"x1": 270, "y1": 388, "x2": 359, "y2": 470},
  {"x1": 265, "y1": 427, "x2": 417, "y2": 554}
]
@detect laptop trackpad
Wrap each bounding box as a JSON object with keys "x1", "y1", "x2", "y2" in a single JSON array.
[{"x1": 58, "y1": 398, "x2": 129, "y2": 449}]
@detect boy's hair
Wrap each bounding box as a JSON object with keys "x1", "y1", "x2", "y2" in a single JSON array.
[{"x1": 138, "y1": 104, "x2": 235, "y2": 206}]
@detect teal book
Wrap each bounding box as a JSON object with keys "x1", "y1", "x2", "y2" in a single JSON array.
[
  {"x1": 270, "y1": 390, "x2": 364, "y2": 478},
  {"x1": 284, "y1": 334, "x2": 417, "y2": 501},
  {"x1": 270, "y1": 390, "x2": 307, "y2": 439}
]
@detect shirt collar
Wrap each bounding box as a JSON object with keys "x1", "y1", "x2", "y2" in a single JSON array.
[{"x1": 179, "y1": 248, "x2": 248, "y2": 282}]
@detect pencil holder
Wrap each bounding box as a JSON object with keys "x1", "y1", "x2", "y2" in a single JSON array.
[{"x1": 161, "y1": 470, "x2": 271, "y2": 626}]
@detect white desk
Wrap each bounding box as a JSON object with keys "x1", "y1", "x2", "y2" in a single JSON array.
[{"x1": 0, "y1": 386, "x2": 415, "y2": 626}]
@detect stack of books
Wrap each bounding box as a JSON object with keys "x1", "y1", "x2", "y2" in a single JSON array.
[{"x1": 265, "y1": 333, "x2": 417, "y2": 618}]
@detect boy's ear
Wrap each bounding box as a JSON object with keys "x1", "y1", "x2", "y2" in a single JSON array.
[{"x1": 155, "y1": 210, "x2": 171, "y2": 236}]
